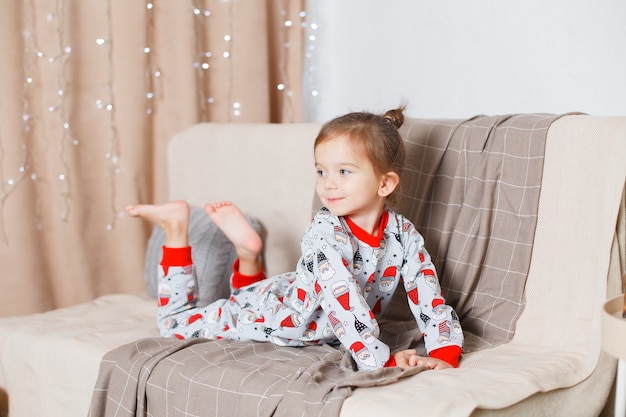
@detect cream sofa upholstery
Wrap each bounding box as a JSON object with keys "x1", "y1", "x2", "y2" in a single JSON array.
[{"x1": 0, "y1": 115, "x2": 624, "y2": 417}]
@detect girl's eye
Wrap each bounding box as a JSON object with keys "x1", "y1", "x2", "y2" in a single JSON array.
[
  {"x1": 339, "y1": 169, "x2": 350, "y2": 175},
  {"x1": 316, "y1": 170, "x2": 326, "y2": 177}
]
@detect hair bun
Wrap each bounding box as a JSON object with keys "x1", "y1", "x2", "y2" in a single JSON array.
[{"x1": 383, "y1": 106, "x2": 405, "y2": 129}]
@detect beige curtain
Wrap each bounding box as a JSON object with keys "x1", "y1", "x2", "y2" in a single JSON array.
[{"x1": 0, "y1": 0, "x2": 306, "y2": 317}]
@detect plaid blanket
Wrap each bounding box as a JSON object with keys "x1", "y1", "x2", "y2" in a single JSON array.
[
  {"x1": 89, "y1": 114, "x2": 565, "y2": 417},
  {"x1": 88, "y1": 337, "x2": 420, "y2": 417},
  {"x1": 393, "y1": 113, "x2": 568, "y2": 346}
]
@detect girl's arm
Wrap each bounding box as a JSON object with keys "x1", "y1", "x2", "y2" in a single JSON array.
[{"x1": 399, "y1": 218, "x2": 464, "y2": 367}]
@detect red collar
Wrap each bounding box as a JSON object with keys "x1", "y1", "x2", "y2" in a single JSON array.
[{"x1": 344, "y1": 211, "x2": 389, "y2": 247}]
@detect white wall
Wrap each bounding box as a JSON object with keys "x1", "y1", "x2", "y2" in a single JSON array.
[{"x1": 302, "y1": 0, "x2": 626, "y2": 122}]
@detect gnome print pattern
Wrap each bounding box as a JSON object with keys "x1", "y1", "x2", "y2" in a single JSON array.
[{"x1": 156, "y1": 207, "x2": 464, "y2": 371}]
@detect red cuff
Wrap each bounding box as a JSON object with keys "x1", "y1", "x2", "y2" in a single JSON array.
[
  {"x1": 429, "y1": 345, "x2": 462, "y2": 368},
  {"x1": 160, "y1": 246, "x2": 192, "y2": 275},
  {"x1": 231, "y1": 259, "x2": 266, "y2": 289},
  {"x1": 383, "y1": 354, "x2": 397, "y2": 368}
]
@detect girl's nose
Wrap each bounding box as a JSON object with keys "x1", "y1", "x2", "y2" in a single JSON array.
[{"x1": 323, "y1": 176, "x2": 337, "y2": 190}]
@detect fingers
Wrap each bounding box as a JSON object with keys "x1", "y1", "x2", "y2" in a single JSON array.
[
  {"x1": 394, "y1": 351, "x2": 453, "y2": 370},
  {"x1": 416, "y1": 358, "x2": 452, "y2": 370}
]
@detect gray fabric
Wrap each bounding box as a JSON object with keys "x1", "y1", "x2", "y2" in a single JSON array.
[{"x1": 144, "y1": 206, "x2": 260, "y2": 306}]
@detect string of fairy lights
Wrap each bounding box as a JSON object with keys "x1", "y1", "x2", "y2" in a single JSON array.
[
  {"x1": 52, "y1": 0, "x2": 74, "y2": 225},
  {"x1": 0, "y1": 0, "x2": 38, "y2": 244},
  {"x1": 277, "y1": 1, "x2": 307, "y2": 123},
  {"x1": 144, "y1": 1, "x2": 157, "y2": 119},
  {"x1": 190, "y1": 0, "x2": 227, "y2": 121},
  {"x1": 303, "y1": 8, "x2": 319, "y2": 106},
  {"x1": 0, "y1": 0, "x2": 316, "y2": 243},
  {"x1": 101, "y1": 0, "x2": 121, "y2": 231}
]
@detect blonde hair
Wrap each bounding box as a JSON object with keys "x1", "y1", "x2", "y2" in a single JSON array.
[{"x1": 314, "y1": 105, "x2": 406, "y2": 208}]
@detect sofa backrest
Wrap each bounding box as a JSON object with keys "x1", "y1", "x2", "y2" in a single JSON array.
[
  {"x1": 384, "y1": 114, "x2": 626, "y2": 353},
  {"x1": 168, "y1": 122, "x2": 322, "y2": 277},
  {"x1": 167, "y1": 117, "x2": 625, "y2": 355}
]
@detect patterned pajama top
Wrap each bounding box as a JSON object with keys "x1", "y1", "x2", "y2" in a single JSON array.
[{"x1": 157, "y1": 207, "x2": 464, "y2": 371}]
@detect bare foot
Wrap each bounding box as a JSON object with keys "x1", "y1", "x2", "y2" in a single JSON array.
[
  {"x1": 204, "y1": 201, "x2": 263, "y2": 262},
  {"x1": 125, "y1": 200, "x2": 190, "y2": 248}
]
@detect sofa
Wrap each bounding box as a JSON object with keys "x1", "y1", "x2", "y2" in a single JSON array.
[{"x1": 0, "y1": 114, "x2": 624, "y2": 417}]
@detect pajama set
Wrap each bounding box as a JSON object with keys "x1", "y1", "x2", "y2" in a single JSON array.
[{"x1": 156, "y1": 207, "x2": 464, "y2": 371}]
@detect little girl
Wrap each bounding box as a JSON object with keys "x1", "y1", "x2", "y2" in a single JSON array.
[{"x1": 126, "y1": 107, "x2": 464, "y2": 371}]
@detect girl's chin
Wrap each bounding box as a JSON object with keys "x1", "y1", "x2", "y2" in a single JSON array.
[{"x1": 327, "y1": 208, "x2": 351, "y2": 218}]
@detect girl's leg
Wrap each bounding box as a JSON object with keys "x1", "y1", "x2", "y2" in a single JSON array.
[
  {"x1": 204, "y1": 201, "x2": 263, "y2": 277},
  {"x1": 125, "y1": 200, "x2": 190, "y2": 248},
  {"x1": 126, "y1": 200, "x2": 198, "y2": 336}
]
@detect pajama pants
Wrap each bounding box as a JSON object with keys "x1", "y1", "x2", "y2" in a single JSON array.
[{"x1": 155, "y1": 246, "x2": 329, "y2": 346}]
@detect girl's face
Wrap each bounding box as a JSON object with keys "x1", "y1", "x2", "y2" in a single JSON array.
[{"x1": 314, "y1": 135, "x2": 397, "y2": 232}]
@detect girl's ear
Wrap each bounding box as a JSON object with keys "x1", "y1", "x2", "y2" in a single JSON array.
[{"x1": 378, "y1": 172, "x2": 400, "y2": 197}]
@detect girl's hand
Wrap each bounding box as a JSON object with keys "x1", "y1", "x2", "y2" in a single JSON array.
[{"x1": 393, "y1": 349, "x2": 453, "y2": 370}]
